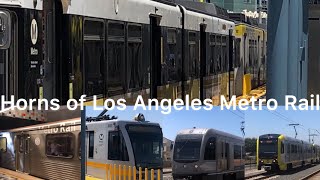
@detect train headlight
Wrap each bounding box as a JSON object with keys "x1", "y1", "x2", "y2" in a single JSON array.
[
  {"x1": 0, "y1": 10, "x2": 11, "y2": 49},
  {"x1": 195, "y1": 165, "x2": 198, "y2": 169}
]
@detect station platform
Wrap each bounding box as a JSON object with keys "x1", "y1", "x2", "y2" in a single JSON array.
[{"x1": 0, "y1": 168, "x2": 43, "y2": 180}]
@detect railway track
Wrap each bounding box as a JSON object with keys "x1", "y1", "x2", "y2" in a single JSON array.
[
  {"x1": 300, "y1": 167, "x2": 320, "y2": 180},
  {"x1": 246, "y1": 172, "x2": 279, "y2": 180}
]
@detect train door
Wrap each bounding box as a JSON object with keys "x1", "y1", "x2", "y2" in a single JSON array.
[
  {"x1": 226, "y1": 143, "x2": 230, "y2": 170},
  {"x1": 0, "y1": 11, "x2": 18, "y2": 102},
  {"x1": 150, "y1": 15, "x2": 162, "y2": 100},
  {"x1": 218, "y1": 141, "x2": 227, "y2": 171},
  {"x1": 199, "y1": 24, "x2": 206, "y2": 102},
  {"x1": 228, "y1": 30, "x2": 234, "y2": 98},
  {"x1": 15, "y1": 134, "x2": 31, "y2": 173}
]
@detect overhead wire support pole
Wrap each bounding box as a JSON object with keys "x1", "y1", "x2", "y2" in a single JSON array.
[
  {"x1": 241, "y1": 121, "x2": 245, "y2": 138},
  {"x1": 289, "y1": 123, "x2": 300, "y2": 139}
]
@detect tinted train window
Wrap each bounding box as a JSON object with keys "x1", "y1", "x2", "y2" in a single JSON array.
[
  {"x1": 84, "y1": 20, "x2": 105, "y2": 96},
  {"x1": 188, "y1": 32, "x2": 199, "y2": 78},
  {"x1": 204, "y1": 137, "x2": 216, "y2": 160},
  {"x1": 215, "y1": 36, "x2": 222, "y2": 73},
  {"x1": 221, "y1": 36, "x2": 227, "y2": 72},
  {"x1": 0, "y1": 137, "x2": 6, "y2": 152},
  {"x1": 127, "y1": 24, "x2": 144, "y2": 90},
  {"x1": 108, "y1": 131, "x2": 129, "y2": 161},
  {"x1": 46, "y1": 133, "x2": 74, "y2": 158},
  {"x1": 108, "y1": 22, "x2": 126, "y2": 96},
  {"x1": 88, "y1": 131, "x2": 94, "y2": 159},
  {"x1": 234, "y1": 145, "x2": 241, "y2": 159},
  {"x1": 164, "y1": 28, "x2": 180, "y2": 83},
  {"x1": 281, "y1": 142, "x2": 284, "y2": 154},
  {"x1": 209, "y1": 34, "x2": 215, "y2": 75}
]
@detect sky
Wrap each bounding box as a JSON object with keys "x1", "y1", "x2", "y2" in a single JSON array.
[{"x1": 86, "y1": 106, "x2": 320, "y2": 144}]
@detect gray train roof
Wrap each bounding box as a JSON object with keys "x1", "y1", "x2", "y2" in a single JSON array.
[
  {"x1": 177, "y1": 128, "x2": 243, "y2": 141},
  {"x1": 86, "y1": 119, "x2": 161, "y2": 127},
  {"x1": 0, "y1": 118, "x2": 80, "y2": 133}
]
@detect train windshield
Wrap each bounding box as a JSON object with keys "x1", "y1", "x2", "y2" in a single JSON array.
[
  {"x1": 259, "y1": 139, "x2": 278, "y2": 159},
  {"x1": 173, "y1": 135, "x2": 202, "y2": 163},
  {"x1": 126, "y1": 125, "x2": 163, "y2": 169}
]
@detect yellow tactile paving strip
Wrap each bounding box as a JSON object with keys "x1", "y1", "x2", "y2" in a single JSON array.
[
  {"x1": 236, "y1": 85, "x2": 266, "y2": 104},
  {"x1": 86, "y1": 176, "x2": 103, "y2": 180},
  {"x1": 0, "y1": 168, "x2": 43, "y2": 180}
]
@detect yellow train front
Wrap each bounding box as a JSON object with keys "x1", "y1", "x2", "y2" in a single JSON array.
[{"x1": 257, "y1": 134, "x2": 317, "y2": 171}]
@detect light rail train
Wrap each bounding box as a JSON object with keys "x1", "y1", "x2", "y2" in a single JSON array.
[
  {"x1": 0, "y1": 118, "x2": 81, "y2": 179},
  {"x1": 85, "y1": 113, "x2": 164, "y2": 179},
  {"x1": 172, "y1": 128, "x2": 245, "y2": 180},
  {"x1": 257, "y1": 134, "x2": 320, "y2": 171},
  {"x1": 0, "y1": 0, "x2": 266, "y2": 106}
]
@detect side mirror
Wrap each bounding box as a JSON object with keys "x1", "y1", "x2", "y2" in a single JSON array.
[{"x1": 0, "y1": 10, "x2": 11, "y2": 49}]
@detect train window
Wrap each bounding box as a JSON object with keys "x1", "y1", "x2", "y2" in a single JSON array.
[
  {"x1": 215, "y1": 35, "x2": 222, "y2": 73},
  {"x1": 108, "y1": 22, "x2": 126, "y2": 97},
  {"x1": 164, "y1": 28, "x2": 180, "y2": 83},
  {"x1": 188, "y1": 32, "x2": 199, "y2": 78},
  {"x1": 209, "y1": 34, "x2": 215, "y2": 75},
  {"x1": 234, "y1": 145, "x2": 241, "y2": 159},
  {"x1": 108, "y1": 131, "x2": 129, "y2": 161},
  {"x1": 234, "y1": 38, "x2": 241, "y2": 68},
  {"x1": 78, "y1": 132, "x2": 81, "y2": 159},
  {"x1": 242, "y1": 146, "x2": 245, "y2": 159},
  {"x1": 204, "y1": 137, "x2": 216, "y2": 160},
  {"x1": 88, "y1": 131, "x2": 94, "y2": 159},
  {"x1": 0, "y1": 137, "x2": 6, "y2": 152},
  {"x1": 84, "y1": 19, "x2": 105, "y2": 97},
  {"x1": 221, "y1": 36, "x2": 227, "y2": 72},
  {"x1": 127, "y1": 24, "x2": 144, "y2": 90},
  {"x1": 281, "y1": 142, "x2": 284, "y2": 154},
  {"x1": 46, "y1": 133, "x2": 75, "y2": 158}
]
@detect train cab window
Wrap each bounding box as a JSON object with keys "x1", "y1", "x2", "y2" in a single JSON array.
[
  {"x1": 88, "y1": 131, "x2": 94, "y2": 159},
  {"x1": 46, "y1": 133, "x2": 74, "y2": 158},
  {"x1": 234, "y1": 145, "x2": 241, "y2": 159},
  {"x1": 107, "y1": 22, "x2": 126, "y2": 97},
  {"x1": 188, "y1": 32, "x2": 199, "y2": 78},
  {"x1": 84, "y1": 20, "x2": 105, "y2": 97},
  {"x1": 108, "y1": 131, "x2": 129, "y2": 161},
  {"x1": 127, "y1": 24, "x2": 145, "y2": 91},
  {"x1": 281, "y1": 142, "x2": 284, "y2": 154},
  {"x1": 0, "y1": 137, "x2": 6, "y2": 152},
  {"x1": 204, "y1": 137, "x2": 216, "y2": 160},
  {"x1": 209, "y1": 34, "x2": 215, "y2": 75}
]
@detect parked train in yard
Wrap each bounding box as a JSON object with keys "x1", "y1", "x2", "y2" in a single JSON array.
[
  {"x1": 0, "y1": 0, "x2": 266, "y2": 106},
  {"x1": 257, "y1": 134, "x2": 320, "y2": 171},
  {"x1": 172, "y1": 128, "x2": 245, "y2": 180},
  {"x1": 0, "y1": 118, "x2": 81, "y2": 179}
]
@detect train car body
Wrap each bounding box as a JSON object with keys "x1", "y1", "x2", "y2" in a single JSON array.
[
  {"x1": 86, "y1": 118, "x2": 163, "y2": 179},
  {"x1": 0, "y1": 0, "x2": 266, "y2": 107},
  {"x1": 0, "y1": 118, "x2": 81, "y2": 179},
  {"x1": 172, "y1": 128, "x2": 245, "y2": 180},
  {"x1": 257, "y1": 134, "x2": 317, "y2": 171},
  {"x1": 233, "y1": 23, "x2": 266, "y2": 94}
]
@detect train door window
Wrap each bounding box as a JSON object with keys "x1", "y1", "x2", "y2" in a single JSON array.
[
  {"x1": 221, "y1": 36, "x2": 227, "y2": 72},
  {"x1": 78, "y1": 132, "x2": 81, "y2": 159},
  {"x1": 19, "y1": 136, "x2": 24, "y2": 153},
  {"x1": 221, "y1": 142, "x2": 224, "y2": 158},
  {"x1": 235, "y1": 38, "x2": 241, "y2": 68},
  {"x1": 204, "y1": 137, "x2": 216, "y2": 160},
  {"x1": 108, "y1": 131, "x2": 129, "y2": 161},
  {"x1": 215, "y1": 35, "x2": 222, "y2": 73},
  {"x1": 291, "y1": 144, "x2": 294, "y2": 153},
  {"x1": 0, "y1": 137, "x2": 6, "y2": 152},
  {"x1": 107, "y1": 21, "x2": 126, "y2": 96},
  {"x1": 84, "y1": 19, "x2": 105, "y2": 97},
  {"x1": 281, "y1": 142, "x2": 284, "y2": 154},
  {"x1": 234, "y1": 145, "x2": 241, "y2": 159},
  {"x1": 88, "y1": 131, "x2": 94, "y2": 159},
  {"x1": 241, "y1": 146, "x2": 245, "y2": 159},
  {"x1": 46, "y1": 133, "x2": 74, "y2": 158},
  {"x1": 166, "y1": 28, "x2": 179, "y2": 83},
  {"x1": 188, "y1": 31, "x2": 199, "y2": 78},
  {"x1": 209, "y1": 34, "x2": 215, "y2": 75},
  {"x1": 127, "y1": 24, "x2": 144, "y2": 91}
]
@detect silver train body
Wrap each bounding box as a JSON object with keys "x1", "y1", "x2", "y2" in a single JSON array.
[
  {"x1": 172, "y1": 128, "x2": 245, "y2": 180},
  {"x1": 86, "y1": 119, "x2": 163, "y2": 179},
  {"x1": 0, "y1": 118, "x2": 81, "y2": 180}
]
